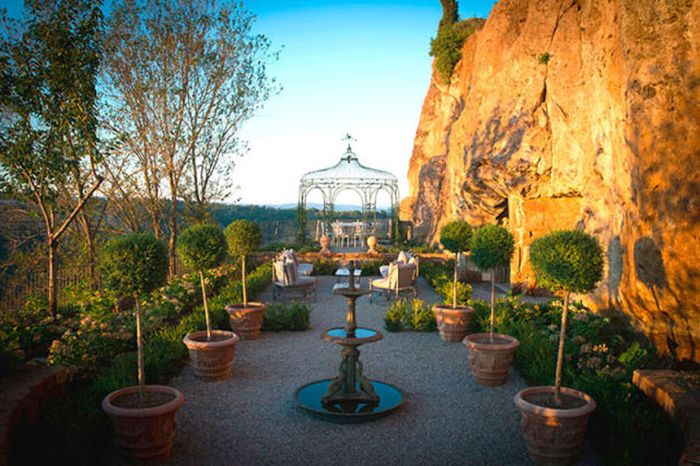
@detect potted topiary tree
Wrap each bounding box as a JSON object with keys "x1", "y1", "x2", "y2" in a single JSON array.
[
  {"x1": 224, "y1": 220, "x2": 266, "y2": 339},
  {"x1": 433, "y1": 220, "x2": 476, "y2": 342},
  {"x1": 463, "y1": 224, "x2": 519, "y2": 386},
  {"x1": 514, "y1": 230, "x2": 603, "y2": 465},
  {"x1": 100, "y1": 234, "x2": 184, "y2": 462},
  {"x1": 179, "y1": 224, "x2": 240, "y2": 381}
]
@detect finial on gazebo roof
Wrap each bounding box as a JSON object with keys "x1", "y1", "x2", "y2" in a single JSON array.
[{"x1": 342, "y1": 133, "x2": 356, "y2": 153}]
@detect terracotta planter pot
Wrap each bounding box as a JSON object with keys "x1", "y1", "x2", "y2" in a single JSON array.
[
  {"x1": 102, "y1": 385, "x2": 184, "y2": 462},
  {"x1": 183, "y1": 330, "x2": 240, "y2": 381},
  {"x1": 514, "y1": 386, "x2": 596, "y2": 465},
  {"x1": 432, "y1": 304, "x2": 475, "y2": 342},
  {"x1": 225, "y1": 302, "x2": 266, "y2": 340},
  {"x1": 463, "y1": 333, "x2": 520, "y2": 386}
]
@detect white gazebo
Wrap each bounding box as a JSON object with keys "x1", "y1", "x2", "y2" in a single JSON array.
[{"x1": 298, "y1": 135, "x2": 399, "y2": 244}]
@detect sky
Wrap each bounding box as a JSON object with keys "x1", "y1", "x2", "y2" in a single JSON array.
[
  {"x1": 4, "y1": 0, "x2": 497, "y2": 208},
  {"x1": 233, "y1": 0, "x2": 496, "y2": 207}
]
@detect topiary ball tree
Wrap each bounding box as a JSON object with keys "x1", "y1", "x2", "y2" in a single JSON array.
[
  {"x1": 101, "y1": 233, "x2": 168, "y2": 402},
  {"x1": 177, "y1": 224, "x2": 227, "y2": 340},
  {"x1": 471, "y1": 225, "x2": 515, "y2": 340},
  {"x1": 530, "y1": 230, "x2": 603, "y2": 406},
  {"x1": 440, "y1": 220, "x2": 472, "y2": 309},
  {"x1": 224, "y1": 220, "x2": 261, "y2": 307}
]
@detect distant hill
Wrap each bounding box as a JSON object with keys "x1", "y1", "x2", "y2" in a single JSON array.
[{"x1": 266, "y1": 203, "x2": 392, "y2": 212}]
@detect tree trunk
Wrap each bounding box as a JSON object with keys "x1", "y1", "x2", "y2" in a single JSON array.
[
  {"x1": 168, "y1": 192, "x2": 177, "y2": 278},
  {"x1": 452, "y1": 252, "x2": 458, "y2": 309},
  {"x1": 554, "y1": 291, "x2": 570, "y2": 406},
  {"x1": 47, "y1": 238, "x2": 58, "y2": 318},
  {"x1": 242, "y1": 256, "x2": 247, "y2": 307},
  {"x1": 200, "y1": 271, "x2": 211, "y2": 340},
  {"x1": 489, "y1": 269, "x2": 496, "y2": 341},
  {"x1": 135, "y1": 297, "x2": 146, "y2": 404},
  {"x1": 86, "y1": 232, "x2": 98, "y2": 290}
]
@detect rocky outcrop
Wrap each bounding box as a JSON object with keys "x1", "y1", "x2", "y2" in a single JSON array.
[{"x1": 402, "y1": 0, "x2": 700, "y2": 361}]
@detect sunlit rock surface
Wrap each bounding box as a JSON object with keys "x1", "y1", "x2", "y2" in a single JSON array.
[{"x1": 402, "y1": 0, "x2": 700, "y2": 361}]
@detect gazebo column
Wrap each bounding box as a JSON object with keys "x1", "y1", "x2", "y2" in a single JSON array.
[{"x1": 322, "y1": 189, "x2": 334, "y2": 240}]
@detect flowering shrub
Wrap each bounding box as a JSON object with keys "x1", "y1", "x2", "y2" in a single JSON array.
[
  {"x1": 20, "y1": 262, "x2": 273, "y2": 464},
  {"x1": 0, "y1": 297, "x2": 75, "y2": 373},
  {"x1": 47, "y1": 265, "x2": 238, "y2": 375},
  {"x1": 472, "y1": 296, "x2": 679, "y2": 465}
]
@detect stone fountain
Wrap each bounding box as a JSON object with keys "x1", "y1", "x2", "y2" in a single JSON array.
[{"x1": 294, "y1": 261, "x2": 403, "y2": 422}]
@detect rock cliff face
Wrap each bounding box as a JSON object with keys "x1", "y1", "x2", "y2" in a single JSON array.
[{"x1": 402, "y1": 0, "x2": 700, "y2": 361}]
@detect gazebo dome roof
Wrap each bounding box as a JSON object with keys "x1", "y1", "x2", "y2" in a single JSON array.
[{"x1": 300, "y1": 146, "x2": 398, "y2": 185}]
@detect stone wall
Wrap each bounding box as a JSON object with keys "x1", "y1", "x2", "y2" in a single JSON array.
[{"x1": 401, "y1": 0, "x2": 700, "y2": 361}]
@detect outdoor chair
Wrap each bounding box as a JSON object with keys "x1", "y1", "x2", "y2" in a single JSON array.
[
  {"x1": 379, "y1": 251, "x2": 419, "y2": 278},
  {"x1": 352, "y1": 223, "x2": 364, "y2": 248},
  {"x1": 369, "y1": 262, "x2": 418, "y2": 302},
  {"x1": 272, "y1": 250, "x2": 317, "y2": 301}
]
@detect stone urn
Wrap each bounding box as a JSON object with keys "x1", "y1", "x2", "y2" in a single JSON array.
[
  {"x1": 319, "y1": 234, "x2": 332, "y2": 256},
  {"x1": 366, "y1": 235, "x2": 378, "y2": 255},
  {"x1": 225, "y1": 302, "x2": 266, "y2": 340},
  {"x1": 432, "y1": 304, "x2": 475, "y2": 342},
  {"x1": 102, "y1": 385, "x2": 184, "y2": 462},
  {"x1": 182, "y1": 330, "x2": 240, "y2": 381},
  {"x1": 514, "y1": 386, "x2": 596, "y2": 465},
  {"x1": 463, "y1": 333, "x2": 519, "y2": 386}
]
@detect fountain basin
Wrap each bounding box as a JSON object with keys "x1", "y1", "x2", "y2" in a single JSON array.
[{"x1": 294, "y1": 379, "x2": 403, "y2": 423}]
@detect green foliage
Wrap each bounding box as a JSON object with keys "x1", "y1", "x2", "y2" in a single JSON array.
[
  {"x1": 530, "y1": 230, "x2": 604, "y2": 294},
  {"x1": 470, "y1": 224, "x2": 514, "y2": 270},
  {"x1": 474, "y1": 296, "x2": 680, "y2": 465},
  {"x1": 100, "y1": 234, "x2": 168, "y2": 298},
  {"x1": 537, "y1": 52, "x2": 551, "y2": 64},
  {"x1": 439, "y1": 0, "x2": 458, "y2": 27},
  {"x1": 18, "y1": 263, "x2": 273, "y2": 464},
  {"x1": 311, "y1": 258, "x2": 336, "y2": 276},
  {"x1": 224, "y1": 219, "x2": 262, "y2": 259},
  {"x1": 435, "y1": 279, "x2": 472, "y2": 306},
  {"x1": 439, "y1": 220, "x2": 472, "y2": 254},
  {"x1": 263, "y1": 302, "x2": 311, "y2": 331},
  {"x1": 177, "y1": 224, "x2": 227, "y2": 272},
  {"x1": 296, "y1": 202, "x2": 307, "y2": 244},
  {"x1": 0, "y1": 0, "x2": 103, "y2": 199},
  {"x1": 429, "y1": 18, "x2": 484, "y2": 83},
  {"x1": 360, "y1": 259, "x2": 384, "y2": 276},
  {"x1": 383, "y1": 299, "x2": 437, "y2": 332}
]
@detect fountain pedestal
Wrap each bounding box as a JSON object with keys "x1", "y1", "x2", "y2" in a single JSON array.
[{"x1": 294, "y1": 263, "x2": 403, "y2": 422}]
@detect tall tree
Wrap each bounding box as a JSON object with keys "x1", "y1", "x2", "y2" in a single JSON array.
[
  {"x1": 439, "y1": 0, "x2": 459, "y2": 27},
  {"x1": 0, "y1": 0, "x2": 104, "y2": 315},
  {"x1": 104, "y1": 0, "x2": 276, "y2": 277}
]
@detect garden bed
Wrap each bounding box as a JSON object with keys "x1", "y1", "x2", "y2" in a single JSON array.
[{"x1": 9, "y1": 263, "x2": 272, "y2": 465}]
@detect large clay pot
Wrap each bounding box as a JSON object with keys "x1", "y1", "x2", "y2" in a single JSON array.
[
  {"x1": 183, "y1": 330, "x2": 240, "y2": 381},
  {"x1": 366, "y1": 235, "x2": 378, "y2": 255},
  {"x1": 225, "y1": 302, "x2": 266, "y2": 340},
  {"x1": 432, "y1": 305, "x2": 475, "y2": 342},
  {"x1": 514, "y1": 386, "x2": 596, "y2": 465},
  {"x1": 102, "y1": 385, "x2": 184, "y2": 462},
  {"x1": 463, "y1": 333, "x2": 520, "y2": 386},
  {"x1": 319, "y1": 235, "x2": 332, "y2": 256}
]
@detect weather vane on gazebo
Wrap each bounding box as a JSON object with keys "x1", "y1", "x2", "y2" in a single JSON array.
[{"x1": 342, "y1": 133, "x2": 356, "y2": 151}]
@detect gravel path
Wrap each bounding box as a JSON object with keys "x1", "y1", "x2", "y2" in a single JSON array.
[{"x1": 163, "y1": 276, "x2": 591, "y2": 466}]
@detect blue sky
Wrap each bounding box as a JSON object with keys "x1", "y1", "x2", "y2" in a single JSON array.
[
  {"x1": 239, "y1": 0, "x2": 496, "y2": 206},
  {"x1": 5, "y1": 0, "x2": 496, "y2": 207}
]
